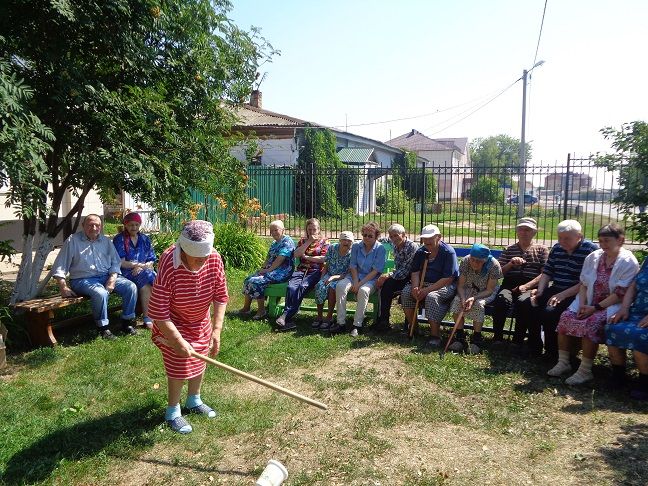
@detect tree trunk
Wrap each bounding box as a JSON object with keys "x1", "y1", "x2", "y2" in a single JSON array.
[{"x1": 10, "y1": 229, "x2": 56, "y2": 304}]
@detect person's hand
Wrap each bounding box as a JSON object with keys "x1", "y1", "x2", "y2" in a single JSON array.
[
  {"x1": 639, "y1": 315, "x2": 648, "y2": 328},
  {"x1": 172, "y1": 337, "x2": 194, "y2": 358},
  {"x1": 463, "y1": 296, "x2": 475, "y2": 311},
  {"x1": 609, "y1": 308, "x2": 629, "y2": 324},
  {"x1": 351, "y1": 281, "x2": 361, "y2": 294},
  {"x1": 510, "y1": 257, "x2": 526, "y2": 267},
  {"x1": 258, "y1": 268, "x2": 268, "y2": 275},
  {"x1": 577, "y1": 305, "x2": 595, "y2": 319},
  {"x1": 376, "y1": 275, "x2": 388, "y2": 289},
  {"x1": 325, "y1": 275, "x2": 338, "y2": 285},
  {"x1": 131, "y1": 265, "x2": 143, "y2": 276},
  {"x1": 518, "y1": 284, "x2": 529, "y2": 294},
  {"x1": 105, "y1": 278, "x2": 116, "y2": 293},
  {"x1": 209, "y1": 331, "x2": 221, "y2": 357},
  {"x1": 60, "y1": 286, "x2": 77, "y2": 298},
  {"x1": 530, "y1": 289, "x2": 540, "y2": 307},
  {"x1": 547, "y1": 293, "x2": 563, "y2": 307}
]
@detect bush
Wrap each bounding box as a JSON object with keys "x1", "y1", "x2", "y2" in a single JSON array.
[
  {"x1": 469, "y1": 176, "x2": 503, "y2": 204},
  {"x1": 377, "y1": 177, "x2": 412, "y2": 213},
  {"x1": 149, "y1": 231, "x2": 179, "y2": 260},
  {"x1": 213, "y1": 222, "x2": 266, "y2": 271}
]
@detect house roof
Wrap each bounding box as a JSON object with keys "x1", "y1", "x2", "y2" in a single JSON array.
[
  {"x1": 233, "y1": 104, "x2": 317, "y2": 127},
  {"x1": 386, "y1": 129, "x2": 468, "y2": 154},
  {"x1": 337, "y1": 148, "x2": 375, "y2": 164}
]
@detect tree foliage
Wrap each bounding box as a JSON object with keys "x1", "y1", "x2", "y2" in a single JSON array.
[
  {"x1": 296, "y1": 127, "x2": 343, "y2": 217},
  {"x1": 393, "y1": 151, "x2": 437, "y2": 203},
  {"x1": 469, "y1": 176, "x2": 503, "y2": 205},
  {"x1": 594, "y1": 121, "x2": 648, "y2": 244},
  {"x1": 470, "y1": 134, "x2": 532, "y2": 177},
  {"x1": 0, "y1": 0, "x2": 276, "y2": 301}
]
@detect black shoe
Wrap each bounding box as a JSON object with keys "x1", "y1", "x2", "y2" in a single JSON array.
[
  {"x1": 121, "y1": 319, "x2": 138, "y2": 335},
  {"x1": 328, "y1": 323, "x2": 347, "y2": 333},
  {"x1": 99, "y1": 327, "x2": 117, "y2": 341}
]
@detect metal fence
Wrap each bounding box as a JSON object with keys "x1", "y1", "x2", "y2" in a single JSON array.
[{"x1": 243, "y1": 156, "x2": 641, "y2": 248}]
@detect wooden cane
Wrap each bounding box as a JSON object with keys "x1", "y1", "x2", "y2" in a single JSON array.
[
  {"x1": 408, "y1": 255, "x2": 430, "y2": 338},
  {"x1": 190, "y1": 350, "x2": 328, "y2": 410},
  {"x1": 443, "y1": 310, "x2": 465, "y2": 355}
]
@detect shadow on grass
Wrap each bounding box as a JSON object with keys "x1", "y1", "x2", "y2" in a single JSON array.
[
  {"x1": 2, "y1": 404, "x2": 159, "y2": 485},
  {"x1": 595, "y1": 423, "x2": 648, "y2": 485},
  {"x1": 137, "y1": 458, "x2": 255, "y2": 478}
]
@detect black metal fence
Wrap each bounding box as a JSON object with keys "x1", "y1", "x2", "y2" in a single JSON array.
[{"x1": 243, "y1": 156, "x2": 641, "y2": 248}]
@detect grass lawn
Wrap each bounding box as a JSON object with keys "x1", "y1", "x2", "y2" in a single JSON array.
[{"x1": 2, "y1": 269, "x2": 648, "y2": 485}]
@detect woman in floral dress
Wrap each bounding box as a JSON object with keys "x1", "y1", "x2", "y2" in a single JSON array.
[
  {"x1": 549, "y1": 224, "x2": 638, "y2": 385},
  {"x1": 313, "y1": 231, "x2": 353, "y2": 330},
  {"x1": 240, "y1": 220, "x2": 295, "y2": 319}
]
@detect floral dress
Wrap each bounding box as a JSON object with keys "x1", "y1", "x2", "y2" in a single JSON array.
[
  {"x1": 112, "y1": 232, "x2": 157, "y2": 288},
  {"x1": 242, "y1": 235, "x2": 295, "y2": 298},
  {"x1": 557, "y1": 257, "x2": 614, "y2": 343},
  {"x1": 314, "y1": 243, "x2": 351, "y2": 304},
  {"x1": 606, "y1": 260, "x2": 648, "y2": 354},
  {"x1": 449, "y1": 257, "x2": 502, "y2": 321}
]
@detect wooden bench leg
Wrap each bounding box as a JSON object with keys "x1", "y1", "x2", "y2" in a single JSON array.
[{"x1": 26, "y1": 310, "x2": 57, "y2": 347}]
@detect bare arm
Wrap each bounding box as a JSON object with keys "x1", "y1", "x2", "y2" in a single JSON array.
[
  {"x1": 209, "y1": 302, "x2": 226, "y2": 357},
  {"x1": 156, "y1": 320, "x2": 194, "y2": 357},
  {"x1": 259, "y1": 255, "x2": 286, "y2": 275}
]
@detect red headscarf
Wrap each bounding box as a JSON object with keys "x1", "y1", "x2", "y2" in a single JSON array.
[{"x1": 122, "y1": 212, "x2": 142, "y2": 258}]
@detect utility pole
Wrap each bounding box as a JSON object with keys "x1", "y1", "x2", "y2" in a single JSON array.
[{"x1": 517, "y1": 69, "x2": 528, "y2": 218}]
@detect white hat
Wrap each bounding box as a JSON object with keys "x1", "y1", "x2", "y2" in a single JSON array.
[
  {"x1": 339, "y1": 231, "x2": 354, "y2": 241},
  {"x1": 419, "y1": 224, "x2": 441, "y2": 239}
]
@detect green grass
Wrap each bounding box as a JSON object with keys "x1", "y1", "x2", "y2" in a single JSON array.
[{"x1": 2, "y1": 269, "x2": 648, "y2": 485}]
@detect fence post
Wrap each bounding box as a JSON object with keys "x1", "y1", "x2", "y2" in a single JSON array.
[
  {"x1": 562, "y1": 153, "x2": 571, "y2": 220},
  {"x1": 420, "y1": 163, "x2": 427, "y2": 231}
]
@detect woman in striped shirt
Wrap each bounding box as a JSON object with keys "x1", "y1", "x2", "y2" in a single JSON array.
[{"x1": 149, "y1": 220, "x2": 229, "y2": 434}]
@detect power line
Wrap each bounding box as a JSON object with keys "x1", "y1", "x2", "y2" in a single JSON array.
[{"x1": 532, "y1": 0, "x2": 548, "y2": 69}]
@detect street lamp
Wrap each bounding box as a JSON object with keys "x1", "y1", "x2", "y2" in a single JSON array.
[{"x1": 517, "y1": 60, "x2": 545, "y2": 218}]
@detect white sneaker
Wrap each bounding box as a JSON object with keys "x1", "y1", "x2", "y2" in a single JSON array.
[
  {"x1": 350, "y1": 327, "x2": 359, "y2": 337},
  {"x1": 565, "y1": 370, "x2": 594, "y2": 385},
  {"x1": 547, "y1": 361, "x2": 572, "y2": 377}
]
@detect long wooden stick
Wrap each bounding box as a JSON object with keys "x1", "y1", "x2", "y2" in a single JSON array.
[
  {"x1": 443, "y1": 310, "x2": 465, "y2": 354},
  {"x1": 408, "y1": 255, "x2": 430, "y2": 338},
  {"x1": 190, "y1": 350, "x2": 328, "y2": 410}
]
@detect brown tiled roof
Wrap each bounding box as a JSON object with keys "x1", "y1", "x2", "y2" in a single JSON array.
[{"x1": 386, "y1": 129, "x2": 468, "y2": 154}]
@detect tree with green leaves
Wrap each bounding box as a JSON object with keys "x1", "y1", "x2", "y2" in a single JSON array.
[
  {"x1": 296, "y1": 127, "x2": 343, "y2": 217},
  {"x1": 594, "y1": 121, "x2": 648, "y2": 244},
  {"x1": 0, "y1": 0, "x2": 275, "y2": 303},
  {"x1": 469, "y1": 176, "x2": 503, "y2": 205},
  {"x1": 470, "y1": 134, "x2": 531, "y2": 177}
]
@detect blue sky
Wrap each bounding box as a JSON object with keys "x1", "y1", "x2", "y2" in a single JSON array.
[{"x1": 229, "y1": 0, "x2": 647, "y2": 163}]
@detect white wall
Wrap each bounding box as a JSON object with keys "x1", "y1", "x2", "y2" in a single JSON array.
[{"x1": 231, "y1": 138, "x2": 298, "y2": 166}]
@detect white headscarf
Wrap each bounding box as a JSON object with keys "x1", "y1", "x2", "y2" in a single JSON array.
[{"x1": 172, "y1": 220, "x2": 215, "y2": 269}]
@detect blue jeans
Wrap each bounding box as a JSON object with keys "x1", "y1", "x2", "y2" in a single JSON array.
[
  {"x1": 284, "y1": 270, "x2": 321, "y2": 320},
  {"x1": 70, "y1": 274, "x2": 137, "y2": 327}
]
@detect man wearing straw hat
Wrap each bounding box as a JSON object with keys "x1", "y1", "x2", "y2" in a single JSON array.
[{"x1": 148, "y1": 220, "x2": 228, "y2": 434}]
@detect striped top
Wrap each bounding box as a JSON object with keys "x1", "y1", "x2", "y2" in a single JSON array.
[
  {"x1": 149, "y1": 246, "x2": 229, "y2": 380},
  {"x1": 542, "y1": 239, "x2": 598, "y2": 291},
  {"x1": 498, "y1": 242, "x2": 549, "y2": 283}
]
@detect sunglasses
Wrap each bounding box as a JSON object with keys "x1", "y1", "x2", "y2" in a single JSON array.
[{"x1": 362, "y1": 233, "x2": 375, "y2": 238}]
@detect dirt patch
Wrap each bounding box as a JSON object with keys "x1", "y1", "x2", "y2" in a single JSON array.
[{"x1": 115, "y1": 344, "x2": 648, "y2": 485}]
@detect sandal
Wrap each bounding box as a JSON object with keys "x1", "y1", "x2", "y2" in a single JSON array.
[
  {"x1": 252, "y1": 312, "x2": 268, "y2": 321},
  {"x1": 167, "y1": 416, "x2": 193, "y2": 434},
  {"x1": 275, "y1": 321, "x2": 297, "y2": 332},
  {"x1": 311, "y1": 318, "x2": 323, "y2": 329},
  {"x1": 187, "y1": 403, "x2": 218, "y2": 418}
]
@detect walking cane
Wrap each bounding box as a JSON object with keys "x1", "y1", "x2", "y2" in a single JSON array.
[
  {"x1": 408, "y1": 253, "x2": 430, "y2": 338},
  {"x1": 190, "y1": 350, "x2": 328, "y2": 410},
  {"x1": 442, "y1": 310, "x2": 465, "y2": 356}
]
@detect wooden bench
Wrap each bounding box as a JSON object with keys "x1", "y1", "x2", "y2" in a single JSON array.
[{"x1": 12, "y1": 295, "x2": 122, "y2": 347}]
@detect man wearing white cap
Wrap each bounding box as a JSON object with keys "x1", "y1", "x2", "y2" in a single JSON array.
[
  {"x1": 400, "y1": 224, "x2": 459, "y2": 346},
  {"x1": 491, "y1": 217, "x2": 548, "y2": 343},
  {"x1": 515, "y1": 219, "x2": 597, "y2": 360}
]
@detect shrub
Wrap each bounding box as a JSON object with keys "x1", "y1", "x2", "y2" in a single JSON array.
[
  {"x1": 469, "y1": 176, "x2": 503, "y2": 204},
  {"x1": 149, "y1": 231, "x2": 179, "y2": 259},
  {"x1": 213, "y1": 222, "x2": 266, "y2": 271},
  {"x1": 377, "y1": 177, "x2": 412, "y2": 213}
]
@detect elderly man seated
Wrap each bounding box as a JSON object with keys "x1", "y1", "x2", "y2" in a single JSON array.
[
  {"x1": 515, "y1": 219, "x2": 598, "y2": 360},
  {"x1": 52, "y1": 214, "x2": 138, "y2": 340}
]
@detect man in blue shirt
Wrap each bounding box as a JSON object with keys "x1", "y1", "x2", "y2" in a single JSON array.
[
  {"x1": 52, "y1": 214, "x2": 138, "y2": 340},
  {"x1": 515, "y1": 219, "x2": 598, "y2": 359}
]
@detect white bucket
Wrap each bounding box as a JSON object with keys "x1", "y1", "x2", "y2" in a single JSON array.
[{"x1": 255, "y1": 459, "x2": 288, "y2": 486}]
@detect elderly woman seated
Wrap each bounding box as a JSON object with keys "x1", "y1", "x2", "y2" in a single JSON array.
[
  {"x1": 240, "y1": 220, "x2": 295, "y2": 319},
  {"x1": 548, "y1": 224, "x2": 639, "y2": 385},
  {"x1": 112, "y1": 212, "x2": 158, "y2": 328},
  {"x1": 400, "y1": 224, "x2": 458, "y2": 346},
  {"x1": 447, "y1": 243, "x2": 502, "y2": 353},
  {"x1": 313, "y1": 231, "x2": 353, "y2": 330},
  {"x1": 606, "y1": 255, "x2": 648, "y2": 400}
]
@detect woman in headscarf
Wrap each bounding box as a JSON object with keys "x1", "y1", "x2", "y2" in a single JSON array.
[
  {"x1": 112, "y1": 212, "x2": 157, "y2": 328},
  {"x1": 148, "y1": 220, "x2": 228, "y2": 434},
  {"x1": 447, "y1": 243, "x2": 502, "y2": 353}
]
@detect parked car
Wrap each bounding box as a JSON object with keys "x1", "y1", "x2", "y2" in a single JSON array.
[{"x1": 507, "y1": 194, "x2": 539, "y2": 204}]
